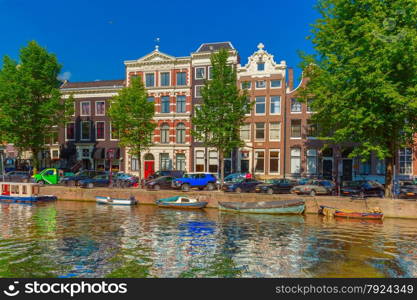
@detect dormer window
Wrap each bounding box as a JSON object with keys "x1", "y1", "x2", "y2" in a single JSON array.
[{"x1": 257, "y1": 62, "x2": 265, "y2": 71}]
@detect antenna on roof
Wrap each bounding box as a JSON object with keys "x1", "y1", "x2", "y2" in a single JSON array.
[{"x1": 155, "y1": 37, "x2": 160, "y2": 51}]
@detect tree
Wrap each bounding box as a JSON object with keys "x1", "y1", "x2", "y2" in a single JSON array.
[
  {"x1": 192, "y1": 49, "x2": 250, "y2": 185},
  {"x1": 108, "y1": 76, "x2": 155, "y2": 184},
  {"x1": 299, "y1": 0, "x2": 417, "y2": 197},
  {"x1": 0, "y1": 41, "x2": 73, "y2": 172}
]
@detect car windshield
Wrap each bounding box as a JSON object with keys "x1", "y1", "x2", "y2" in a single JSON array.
[
  {"x1": 265, "y1": 179, "x2": 279, "y2": 184},
  {"x1": 342, "y1": 181, "x2": 365, "y2": 187},
  {"x1": 183, "y1": 174, "x2": 197, "y2": 178}
]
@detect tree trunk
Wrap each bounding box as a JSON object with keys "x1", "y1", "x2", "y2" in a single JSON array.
[
  {"x1": 385, "y1": 156, "x2": 394, "y2": 198},
  {"x1": 31, "y1": 148, "x2": 40, "y2": 174},
  {"x1": 137, "y1": 150, "x2": 142, "y2": 189}
]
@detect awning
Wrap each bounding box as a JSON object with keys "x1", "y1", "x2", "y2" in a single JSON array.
[{"x1": 93, "y1": 148, "x2": 105, "y2": 159}]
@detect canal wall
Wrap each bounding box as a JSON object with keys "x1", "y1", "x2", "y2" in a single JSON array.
[{"x1": 39, "y1": 186, "x2": 417, "y2": 219}]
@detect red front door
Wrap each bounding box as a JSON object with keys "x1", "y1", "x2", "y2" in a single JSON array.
[{"x1": 144, "y1": 161, "x2": 155, "y2": 179}]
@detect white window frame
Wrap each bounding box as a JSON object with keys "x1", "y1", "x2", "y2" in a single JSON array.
[
  {"x1": 65, "y1": 122, "x2": 75, "y2": 141},
  {"x1": 176, "y1": 72, "x2": 187, "y2": 86},
  {"x1": 270, "y1": 79, "x2": 282, "y2": 89},
  {"x1": 195, "y1": 67, "x2": 206, "y2": 80},
  {"x1": 270, "y1": 96, "x2": 281, "y2": 115},
  {"x1": 255, "y1": 96, "x2": 266, "y2": 115},
  {"x1": 208, "y1": 66, "x2": 213, "y2": 80},
  {"x1": 255, "y1": 80, "x2": 266, "y2": 89},
  {"x1": 255, "y1": 150, "x2": 265, "y2": 174},
  {"x1": 306, "y1": 149, "x2": 318, "y2": 175},
  {"x1": 241, "y1": 81, "x2": 251, "y2": 90},
  {"x1": 269, "y1": 122, "x2": 281, "y2": 142},
  {"x1": 110, "y1": 122, "x2": 119, "y2": 141},
  {"x1": 80, "y1": 101, "x2": 91, "y2": 116},
  {"x1": 145, "y1": 72, "x2": 155, "y2": 87},
  {"x1": 291, "y1": 98, "x2": 302, "y2": 113},
  {"x1": 240, "y1": 123, "x2": 251, "y2": 141},
  {"x1": 255, "y1": 122, "x2": 265, "y2": 141},
  {"x1": 195, "y1": 85, "x2": 203, "y2": 98},
  {"x1": 290, "y1": 119, "x2": 302, "y2": 139},
  {"x1": 269, "y1": 149, "x2": 280, "y2": 174},
  {"x1": 95, "y1": 121, "x2": 105, "y2": 141},
  {"x1": 160, "y1": 72, "x2": 171, "y2": 87},
  {"x1": 95, "y1": 101, "x2": 105, "y2": 116},
  {"x1": 80, "y1": 121, "x2": 91, "y2": 141},
  {"x1": 290, "y1": 148, "x2": 301, "y2": 174},
  {"x1": 399, "y1": 148, "x2": 413, "y2": 175}
]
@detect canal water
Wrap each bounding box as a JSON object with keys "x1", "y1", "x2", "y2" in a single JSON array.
[{"x1": 0, "y1": 201, "x2": 416, "y2": 278}]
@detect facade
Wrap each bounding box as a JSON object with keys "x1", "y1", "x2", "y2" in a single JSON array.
[
  {"x1": 59, "y1": 80, "x2": 125, "y2": 172},
  {"x1": 123, "y1": 46, "x2": 192, "y2": 178}
]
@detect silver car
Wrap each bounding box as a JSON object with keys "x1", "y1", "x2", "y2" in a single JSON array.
[{"x1": 291, "y1": 180, "x2": 335, "y2": 196}]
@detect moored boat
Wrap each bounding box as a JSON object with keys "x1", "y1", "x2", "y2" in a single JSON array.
[
  {"x1": 155, "y1": 196, "x2": 208, "y2": 209},
  {"x1": 319, "y1": 205, "x2": 384, "y2": 220},
  {"x1": 95, "y1": 196, "x2": 137, "y2": 206},
  {"x1": 218, "y1": 199, "x2": 305, "y2": 215},
  {"x1": 0, "y1": 182, "x2": 57, "y2": 204}
]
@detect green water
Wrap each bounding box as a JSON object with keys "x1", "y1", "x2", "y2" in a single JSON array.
[{"x1": 0, "y1": 201, "x2": 416, "y2": 278}]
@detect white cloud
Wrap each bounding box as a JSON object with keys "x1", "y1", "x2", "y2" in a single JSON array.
[{"x1": 58, "y1": 71, "x2": 72, "y2": 81}]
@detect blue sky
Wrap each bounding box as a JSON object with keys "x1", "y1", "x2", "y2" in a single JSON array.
[{"x1": 0, "y1": 0, "x2": 320, "y2": 84}]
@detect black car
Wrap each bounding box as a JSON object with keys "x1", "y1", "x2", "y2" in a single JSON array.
[
  {"x1": 147, "y1": 170, "x2": 185, "y2": 181},
  {"x1": 222, "y1": 178, "x2": 263, "y2": 193},
  {"x1": 399, "y1": 181, "x2": 417, "y2": 199},
  {"x1": 79, "y1": 174, "x2": 111, "y2": 188},
  {"x1": 61, "y1": 170, "x2": 106, "y2": 186},
  {"x1": 2, "y1": 171, "x2": 31, "y2": 182},
  {"x1": 340, "y1": 180, "x2": 385, "y2": 198},
  {"x1": 145, "y1": 176, "x2": 174, "y2": 190},
  {"x1": 255, "y1": 179, "x2": 296, "y2": 194}
]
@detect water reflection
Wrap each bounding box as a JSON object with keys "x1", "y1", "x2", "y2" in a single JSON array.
[{"x1": 0, "y1": 201, "x2": 416, "y2": 278}]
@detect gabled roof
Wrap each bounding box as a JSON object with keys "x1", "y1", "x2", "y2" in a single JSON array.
[
  {"x1": 60, "y1": 79, "x2": 125, "y2": 89},
  {"x1": 195, "y1": 42, "x2": 235, "y2": 53}
]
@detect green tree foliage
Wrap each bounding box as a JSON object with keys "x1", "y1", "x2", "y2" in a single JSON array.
[
  {"x1": 299, "y1": 0, "x2": 417, "y2": 196},
  {"x1": 0, "y1": 41, "x2": 73, "y2": 171},
  {"x1": 192, "y1": 49, "x2": 250, "y2": 184},
  {"x1": 108, "y1": 76, "x2": 155, "y2": 183}
]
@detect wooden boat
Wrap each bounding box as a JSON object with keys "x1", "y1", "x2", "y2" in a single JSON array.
[
  {"x1": 0, "y1": 182, "x2": 57, "y2": 204},
  {"x1": 155, "y1": 196, "x2": 208, "y2": 209},
  {"x1": 95, "y1": 196, "x2": 137, "y2": 206},
  {"x1": 218, "y1": 199, "x2": 305, "y2": 215},
  {"x1": 319, "y1": 205, "x2": 384, "y2": 220}
]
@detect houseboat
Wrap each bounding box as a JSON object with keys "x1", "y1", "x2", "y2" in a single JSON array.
[{"x1": 0, "y1": 182, "x2": 57, "y2": 204}]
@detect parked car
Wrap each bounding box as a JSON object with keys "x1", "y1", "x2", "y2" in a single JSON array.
[
  {"x1": 296, "y1": 178, "x2": 310, "y2": 185},
  {"x1": 340, "y1": 180, "x2": 385, "y2": 198},
  {"x1": 113, "y1": 172, "x2": 139, "y2": 187},
  {"x1": 147, "y1": 170, "x2": 185, "y2": 181},
  {"x1": 33, "y1": 168, "x2": 75, "y2": 185},
  {"x1": 399, "y1": 181, "x2": 417, "y2": 199},
  {"x1": 291, "y1": 180, "x2": 335, "y2": 196},
  {"x1": 60, "y1": 170, "x2": 105, "y2": 186},
  {"x1": 223, "y1": 173, "x2": 252, "y2": 183},
  {"x1": 2, "y1": 171, "x2": 31, "y2": 182},
  {"x1": 222, "y1": 178, "x2": 263, "y2": 193},
  {"x1": 255, "y1": 179, "x2": 296, "y2": 194},
  {"x1": 172, "y1": 173, "x2": 217, "y2": 192},
  {"x1": 79, "y1": 174, "x2": 111, "y2": 188},
  {"x1": 145, "y1": 176, "x2": 174, "y2": 190}
]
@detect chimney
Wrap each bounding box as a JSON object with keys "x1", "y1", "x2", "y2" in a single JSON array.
[{"x1": 288, "y1": 68, "x2": 294, "y2": 91}]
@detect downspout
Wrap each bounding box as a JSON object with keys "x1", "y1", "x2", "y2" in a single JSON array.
[{"x1": 283, "y1": 85, "x2": 288, "y2": 179}]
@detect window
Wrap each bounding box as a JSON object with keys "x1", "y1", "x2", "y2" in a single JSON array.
[
  {"x1": 66, "y1": 122, "x2": 75, "y2": 140},
  {"x1": 195, "y1": 85, "x2": 203, "y2": 98},
  {"x1": 176, "y1": 72, "x2": 186, "y2": 86},
  {"x1": 291, "y1": 148, "x2": 301, "y2": 174},
  {"x1": 95, "y1": 101, "x2": 105, "y2": 115},
  {"x1": 82, "y1": 148, "x2": 90, "y2": 158},
  {"x1": 269, "y1": 151, "x2": 280, "y2": 173},
  {"x1": 209, "y1": 151, "x2": 218, "y2": 173},
  {"x1": 176, "y1": 96, "x2": 186, "y2": 113},
  {"x1": 176, "y1": 153, "x2": 186, "y2": 171},
  {"x1": 110, "y1": 123, "x2": 119, "y2": 140},
  {"x1": 131, "y1": 156, "x2": 139, "y2": 171},
  {"x1": 271, "y1": 80, "x2": 281, "y2": 88},
  {"x1": 240, "y1": 124, "x2": 250, "y2": 141},
  {"x1": 208, "y1": 66, "x2": 213, "y2": 79},
  {"x1": 160, "y1": 72, "x2": 170, "y2": 86},
  {"x1": 241, "y1": 81, "x2": 251, "y2": 90},
  {"x1": 307, "y1": 99, "x2": 314, "y2": 112},
  {"x1": 255, "y1": 123, "x2": 265, "y2": 140},
  {"x1": 195, "y1": 150, "x2": 205, "y2": 172},
  {"x1": 376, "y1": 159, "x2": 385, "y2": 175},
  {"x1": 52, "y1": 150, "x2": 59, "y2": 159},
  {"x1": 256, "y1": 81, "x2": 266, "y2": 89},
  {"x1": 161, "y1": 96, "x2": 170, "y2": 113},
  {"x1": 270, "y1": 96, "x2": 280, "y2": 114},
  {"x1": 96, "y1": 121, "x2": 105, "y2": 140},
  {"x1": 176, "y1": 123, "x2": 186, "y2": 144},
  {"x1": 147, "y1": 96, "x2": 155, "y2": 103},
  {"x1": 145, "y1": 73, "x2": 155, "y2": 87},
  {"x1": 81, "y1": 121, "x2": 90, "y2": 140},
  {"x1": 359, "y1": 158, "x2": 371, "y2": 175},
  {"x1": 161, "y1": 123, "x2": 170, "y2": 144},
  {"x1": 269, "y1": 122, "x2": 280, "y2": 141},
  {"x1": 80, "y1": 101, "x2": 91, "y2": 116},
  {"x1": 291, "y1": 98, "x2": 302, "y2": 112},
  {"x1": 399, "y1": 148, "x2": 412, "y2": 175},
  {"x1": 291, "y1": 119, "x2": 302, "y2": 138},
  {"x1": 307, "y1": 149, "x2": 318, "y2": 174},
  {"x1": 255, "y1": 96, "x2": 266, "y2": 114},
  {"x1": 255, "y1": 151, "x2": 265, "y2": 173},
  {"x1": 195, "y1": 67, "x2": 205, "y2": 79},
  {"x1": 160, "y1": 153, "x2": 172, "y2": 170},
  {"x1": 307, "y1": 120, "x2": 318, "y2": 137},
  {"x1": 257, "y1": 63, "x2": 265, "y2": 71}
]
